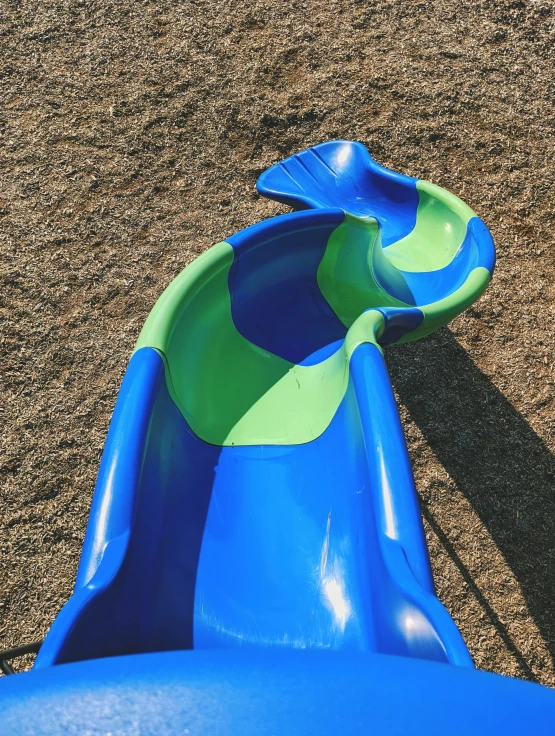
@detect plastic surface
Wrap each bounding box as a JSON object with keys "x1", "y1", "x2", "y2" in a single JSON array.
[
  {"x1": 35, "y1": 343, "x2": 470, "y2": 667},
  {"x1": 257, "y1": 142, "x2": 496, "y2": 334},
  {"x1": 129, "y1": 207, "x2": 492, "y2": 446},
  {"x1": 2, "y1": 142, "x2": 511, "y2": 731},
  {"x1": 34, "y1": 184, "x2": 495, "y2": 666},
  {"x1": 4, "y1": 650, "x2": 555, "y2": 735},
  {"x1": 256, "y1": 139, "x2": 420, "y2": 244}
]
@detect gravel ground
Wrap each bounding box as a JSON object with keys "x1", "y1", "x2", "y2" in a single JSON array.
[{"x1": 1, "y1": 0, "x2": 554, "y2": 684}]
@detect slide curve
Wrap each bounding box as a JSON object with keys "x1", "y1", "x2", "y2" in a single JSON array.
[{"x1": 34, "y1": 141, "x2": 496, "y2": 670}]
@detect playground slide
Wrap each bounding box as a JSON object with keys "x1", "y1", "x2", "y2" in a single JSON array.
[
  {"x1": 31, "y1": 141, "x2": 495, "y2": 670},
  {"x1": 6, "y1": 142, "x2": 555, "y2": 733}
]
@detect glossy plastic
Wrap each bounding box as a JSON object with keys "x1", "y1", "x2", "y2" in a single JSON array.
[
  {"x1": 33, "y1": 182, "x2": 493, "y2": 669},
  {"x1": 127, "y1": 209, "x2": 492, "y2": 448},
  {"x1": 227, "y1": 207, "x2": 347, "y2": 364},
  {"x1": 4, "y1": 651, "x2": 555, "y2": 735},
  {"x1": 256, "y1": 141, "x2": 496, "y2": 321},
  {"x1": 35, "y1": 344, "x2": 470, "y2": 667},
  {"x1": 1, "y1": 144, "x2": 513, "y2": 732},
  {"x1": 256, "y1": 139, "x2": 420, "y2": 245}
]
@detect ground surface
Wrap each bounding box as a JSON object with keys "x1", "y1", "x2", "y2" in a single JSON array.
[{"x1": 1, "y1": 0, "x2": 554, "y2": 684}]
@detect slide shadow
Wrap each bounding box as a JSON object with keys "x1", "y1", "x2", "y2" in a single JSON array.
[{"x1": 386, "y1": 327, "x2": 555, "y2": 677}]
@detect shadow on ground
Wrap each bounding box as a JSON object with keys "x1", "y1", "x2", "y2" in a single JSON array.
[{"x1": 387, "y1": 328, "x2": 555, "y2": 680}]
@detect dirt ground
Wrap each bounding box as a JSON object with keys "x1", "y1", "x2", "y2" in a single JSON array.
[{"x1": 1, "y1": 0, "x2": 554, "y2": 684}]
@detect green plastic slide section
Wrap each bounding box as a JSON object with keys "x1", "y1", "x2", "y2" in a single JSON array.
[
  {"x1": 134, "y1": 179, "x2": 488, "y2": 446},
  {"x1": 344, "y1": 308, "x2": 385, "y2": 358},
  {"x1": 316, "y1": 191, "x2": 488, "y2": 343},
  {"x1": 135, "y1": 241, "x2": 385, "y2": 447},
  {"x1": 399, "y1": 267, "x2": 492, "y2": 343},
  {"x1": 317, "y1": 213, "x2": 410, "y2": 328},
  {"x1": 384, "y1": 181, "x2": 475, "y2": 273}
]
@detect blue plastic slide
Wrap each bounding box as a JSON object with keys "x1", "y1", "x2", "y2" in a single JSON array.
[{"x1": 1, "y1": 142, "x2": 554, "y2": 734}]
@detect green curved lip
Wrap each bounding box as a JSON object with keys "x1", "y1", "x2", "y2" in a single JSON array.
[{"x1": 134, "y1": 170, "x2": 494, "y2": 448}]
